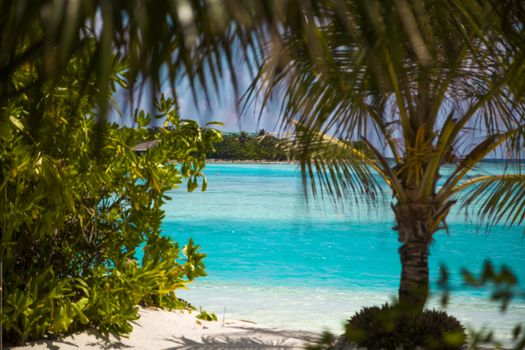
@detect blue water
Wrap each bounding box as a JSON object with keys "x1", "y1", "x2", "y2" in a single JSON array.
[{"x1": 161, "y1": 163, "x2": 525, "y2": 338}]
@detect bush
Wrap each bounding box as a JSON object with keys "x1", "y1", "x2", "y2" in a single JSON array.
[
  {"x1": 0, "y1": 43, "x2": 221, "y2": 345},
  {"x1": 196, "y1": 308, "x2": 218, "y2": 321},
  {"x1": 345, "y1": 304, "x2": 466, "y2": 350}
]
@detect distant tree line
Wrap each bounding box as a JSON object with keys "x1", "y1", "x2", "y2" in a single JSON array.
[{"x1": 206, "y1": 130, "x2": 288, "y2": 161}]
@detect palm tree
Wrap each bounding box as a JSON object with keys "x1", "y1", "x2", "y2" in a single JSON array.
[
  {"x1": 245, "y1": 1, "x2": 525, "y2": 311},
  {"x1": 2, "y1": 0, "x2": 524, "y2": 314},
  {"x1": 257, "y1": 128, "x2": 268, "y2": 137},
  {"x1": 238, "y1": 131, "x2": 250, "y2": 145}
]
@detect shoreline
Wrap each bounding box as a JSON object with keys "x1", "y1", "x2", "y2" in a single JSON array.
[
  {"x1": 206, "y1": 158, "x2": 294, "y2": 164},
  {"x1": 177, "y1": 281, "x2": 525, "y2": 341},
  {"x1": 205, "y1": 158, "x2": 524, "y2": 165},
  {"x1": 9, "y1": 307, "x2": 321, "y2": 350}
]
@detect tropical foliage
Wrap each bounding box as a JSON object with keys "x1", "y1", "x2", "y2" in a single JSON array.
[
  {"x1": 1, "y1": 0, "x2": 524, "y2": 345},
  {"x1": 455, "y1": 262, "x2": 525, "y2": 348},
  {"x1": 0, "y1": 42, "x2": 221, "y2": 344},
  {"x1": 207, "y1": 132, "x2": 287, "y2": 161}
]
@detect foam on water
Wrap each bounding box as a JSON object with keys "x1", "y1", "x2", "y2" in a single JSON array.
[{"x1": 161, "y1": 163, "x2": 525, "y2": 340}]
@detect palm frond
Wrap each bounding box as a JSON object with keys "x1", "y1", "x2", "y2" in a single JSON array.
[
  {"x1": 437, "y1": 127, "x2": 523, "y2": 202},
  {"x1": 284, "y1": 122, "x2": 384, "y2": 207},
  {"x1": 242, "y1": 0, "x2": 525, "y2": 210},
  {"x1": 457, "y1": 174, "x2": 525, "y2": 228}
]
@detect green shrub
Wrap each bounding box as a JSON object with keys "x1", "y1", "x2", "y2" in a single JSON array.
[
  {"x1": 345, "y1": 304, "x2": 466, "y2": 350},
  {"x1": 196, "y1": 308, "x2": 218, "y2": 322},
  {"x1": 305, "y1": 331, "x2": 338, "y2": 350},
  {"x1": 0, "y1": 43, "x2": 221, "y2": 345}
]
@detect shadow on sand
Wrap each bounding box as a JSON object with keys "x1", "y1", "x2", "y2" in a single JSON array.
[
  {"x1": 162, "y1": 326, "x2": 320, "y2": 350},
  {"x1": 6, "y1": 329, "x2": 133, "y2": 350}
]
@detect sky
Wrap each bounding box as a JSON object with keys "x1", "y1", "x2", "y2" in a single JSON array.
[
  {"x1": 176, "y1": 73, "x2": 282, "y2": 133},
  {"x1": 109, "y1": 60, "x2": 516, "y2": 159},
  {"x1": 111, "y1": 60, "x2": 283, "y2": 134}
]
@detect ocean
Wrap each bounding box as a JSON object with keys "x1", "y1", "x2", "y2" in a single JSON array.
[{"x1": 161, "y1": 163, "x2": 525, "y2": 340}]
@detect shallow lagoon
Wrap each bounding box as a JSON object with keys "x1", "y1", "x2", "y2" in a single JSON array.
[{"x1": 162, "y1": 163, "x2": 525, "y2": 339}]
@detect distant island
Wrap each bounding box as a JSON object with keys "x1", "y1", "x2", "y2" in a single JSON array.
[{"x1": 207, "y1": 130, "x2": 288, "y2": 161}]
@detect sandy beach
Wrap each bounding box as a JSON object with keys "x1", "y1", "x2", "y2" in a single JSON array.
[{"x1": 9, "y1": 307, "x2": 321, "y2": 350}]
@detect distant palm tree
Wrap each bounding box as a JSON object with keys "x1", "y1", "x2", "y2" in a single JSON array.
[
  {"x1": 257, "y1": 129, "x2": 267, "y2": 137},
  {"x1": 238, "y1": 131, "x2": 250, "y2": 146}
]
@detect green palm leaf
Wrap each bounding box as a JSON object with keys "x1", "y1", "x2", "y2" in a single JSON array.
[
  {"x1": 246, "y1": 0, "x2": 524, "y2": 206},
  {"x1": 284, "y1": 122, "x2": 384, "y2": 206},
  {"x1": 458, "y1": 174, "x2": 525, "y2": 228}
]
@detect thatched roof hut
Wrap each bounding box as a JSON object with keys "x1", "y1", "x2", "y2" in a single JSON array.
[{"x1": 132, "y1": 140, "x2": 161, "y2": 154}]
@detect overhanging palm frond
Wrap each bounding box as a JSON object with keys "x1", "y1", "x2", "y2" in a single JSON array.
[
  {"x1": 0, "y1": 1, "x2": 274, "y2": 112},
  {"x1": 284, "y1": 122, "x2": 385, "y2": 207},
  {"x1": 457, "y1": 174, "x2": 525, "y2": 228},
  {"x1": 247, "y1": 0, "x2": 524, "y2": 199},
  {"x1": 437, "y1": 127, "x2": 524, "y2": 202}
]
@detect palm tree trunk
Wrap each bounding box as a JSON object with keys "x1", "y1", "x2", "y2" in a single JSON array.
[
  {"x1": 393, "y1": 202, "x2": 434, "y2": 313},
  {"x1": 398, "y1": 240, "x2": 430, "y2": 312}
]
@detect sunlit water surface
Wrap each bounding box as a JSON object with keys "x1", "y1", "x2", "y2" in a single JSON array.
[{"x1": 160, "y1": 163, "x2": 525, "y2": 340}]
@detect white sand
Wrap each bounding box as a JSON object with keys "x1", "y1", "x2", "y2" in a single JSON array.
[{"x1": 10, "y1": 307, "x2": 321, "y2": 350}]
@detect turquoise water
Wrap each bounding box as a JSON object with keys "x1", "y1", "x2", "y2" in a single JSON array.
[{"x1": 162, "y1": 163, "x2": 525, "y2": 338}]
